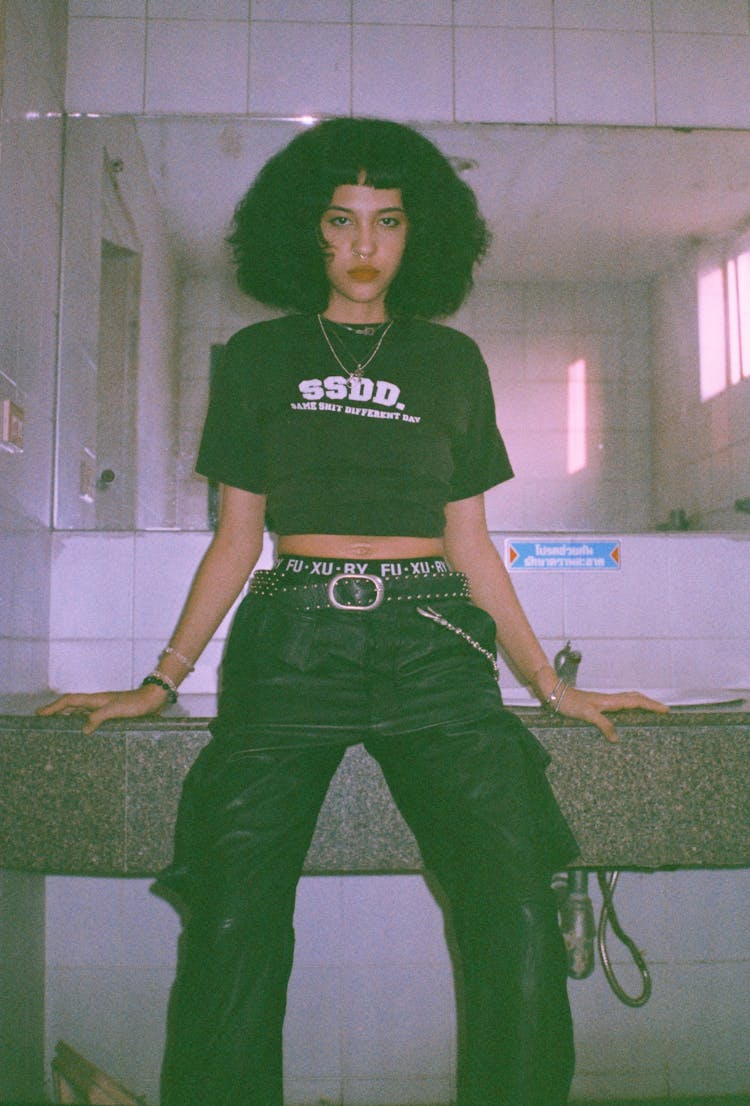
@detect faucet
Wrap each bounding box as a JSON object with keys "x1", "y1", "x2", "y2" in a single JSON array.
[{"x1": 554, "y1": 641, "x2": 582, "y2": 687}]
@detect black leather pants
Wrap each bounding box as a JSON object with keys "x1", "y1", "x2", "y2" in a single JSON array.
[{"x1": 158, "y1": 589, "x2": 578, "y2": 1106}]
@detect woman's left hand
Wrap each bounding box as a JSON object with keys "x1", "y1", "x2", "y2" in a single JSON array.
[{"x1": 551, "y1": 688, "x2": 669, "y2": 744}]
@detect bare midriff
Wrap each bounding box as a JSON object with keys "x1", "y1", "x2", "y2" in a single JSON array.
[{"x1": 277, "y1": 534, "x2": 446, "y2": 561}]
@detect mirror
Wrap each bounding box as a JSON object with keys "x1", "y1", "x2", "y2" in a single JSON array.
[{"x1": 55, "y1": 117, "x2": 750, "y2": 532}]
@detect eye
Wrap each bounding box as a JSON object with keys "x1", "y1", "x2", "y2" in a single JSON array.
[
  {"x1": 379, "y1": 216, "x2": 403, "y2": 228},
  {"x1": 324, "y1": 214, "x2": 351, "y2": 227}
]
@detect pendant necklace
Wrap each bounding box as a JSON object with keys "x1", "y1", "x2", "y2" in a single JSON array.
[{"x1": 317, "y1": 314, "x2": 393, "y2": 379}]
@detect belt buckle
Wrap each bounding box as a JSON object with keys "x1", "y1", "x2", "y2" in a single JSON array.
[{"x1": 327, "y1": 572, "x2": 384, "y2": 612}]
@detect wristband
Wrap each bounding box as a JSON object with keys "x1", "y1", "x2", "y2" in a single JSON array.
[{"x1": 142, "y1": 671, "x2": 178, "y2": 704}]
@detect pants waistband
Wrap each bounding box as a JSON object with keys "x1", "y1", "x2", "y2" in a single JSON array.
[
  {"x1": 272, "y1": 555, "x2": 451, "y2": 578},
  {"x1": 250, "y1": 556, "x2": 468, "y2": 611}
]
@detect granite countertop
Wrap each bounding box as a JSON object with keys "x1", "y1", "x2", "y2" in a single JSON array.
[{"x1": 2, "y1": 699, "x2": 749, "y2": 876}]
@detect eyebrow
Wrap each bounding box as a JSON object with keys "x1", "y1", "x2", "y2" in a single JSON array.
[{"x1": 325, "y1": 204, "x2": 406, "y2": 214}]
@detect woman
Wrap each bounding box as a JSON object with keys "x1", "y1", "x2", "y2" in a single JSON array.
[{"x1": 41, "y1": 117, "x2": 665, "y2": 1106}]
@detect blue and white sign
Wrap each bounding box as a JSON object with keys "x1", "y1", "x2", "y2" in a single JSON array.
[{"x1": 506, "y1": 539, "x2": 621, "y2": 571}]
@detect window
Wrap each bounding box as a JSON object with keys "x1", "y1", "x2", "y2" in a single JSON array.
[
  {"x1": 566, "y1": 358, "x2": 587, "y2": 475},
  {"x1": 698, "y1": 247, "x2": 750, "y2": 400}
]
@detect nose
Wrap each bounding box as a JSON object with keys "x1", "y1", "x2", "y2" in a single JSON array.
[{"x1": 352, "y1": 224, "x2": 375, "y2": 259}]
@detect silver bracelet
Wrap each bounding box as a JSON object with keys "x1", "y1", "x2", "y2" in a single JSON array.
[
  {"x1": 159, "y1": 645, "x2": 195, "y2": 672},
  {"x1": 543, "y1": 677, "x2": 568, "y2": 713}
]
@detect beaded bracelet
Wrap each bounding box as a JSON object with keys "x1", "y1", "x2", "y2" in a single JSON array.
[
  {"x1": 159, "y1": 645, "x2": 195, "y2": 672},
  {"x1": 142, "y1": 671, "x2": 178, "y2": 704}
]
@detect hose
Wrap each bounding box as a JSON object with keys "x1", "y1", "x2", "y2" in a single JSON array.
[{"x1": 596, "y1": 869, "x2": 653, "y2": 1007}]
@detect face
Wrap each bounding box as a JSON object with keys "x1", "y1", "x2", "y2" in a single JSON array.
[{"x1": 319, "y1": 181, "x2": 409, "y2": 321}]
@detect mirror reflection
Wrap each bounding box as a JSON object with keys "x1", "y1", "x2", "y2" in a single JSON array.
[{"x1": 55, "y1": 118, "x2": 750, "y2": 533}]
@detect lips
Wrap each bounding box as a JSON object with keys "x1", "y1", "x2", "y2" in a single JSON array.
[{"x1": 348, "y1": 266, "x2": 380, "y2": 282}]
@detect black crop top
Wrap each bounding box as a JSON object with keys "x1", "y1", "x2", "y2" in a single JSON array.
[{"x1": 196, "y1": 314, "x2": 513, "y2": 537}]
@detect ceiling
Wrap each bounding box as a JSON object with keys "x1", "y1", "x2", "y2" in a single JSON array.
[{"x1": 135, "y1": 118, "x2": 750, "y2": 282}]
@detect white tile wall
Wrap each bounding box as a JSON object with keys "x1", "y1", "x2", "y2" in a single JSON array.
[
  {"x1": 253, "y1": 0, "x2": 350, "y2": 19},
  {"x1": 64, "y1": 1, "x2": 750, "y2": 128},
  {"x1": 340, "y1": 957, "x2": 456, "y2": 1082},
  {"x1": 144, "y1": 19, "x2": 249, "y2": 113},
  {"x1": 340, "y1": 875, "x2": 452, "y2": 969},
  {"x1": 66, "y1": 17, "x2": 147, "y2": 113},
  {"x1": 249, "y1": 21, "x2": 351, "y2": 116},
  {"x1": 46, "y1": 528, "x2": 276, "y2": 693},
  {"x1": 555, "y1": 0, "x2": 652, "y2": 31},
  {"x1": 132, "y1": 531, "x2": 214, "y2": 638},
  {"x1": 148, "y1": 0, "x2": 249, "y2": 17},
  {"x1": 49, "y1": 533, "x2": 135, "y2": 641},
  {"x1": 0, "y1": 15, "x2": 66, "y2": 1098},
  {"x1": 455, "y1": 27, "x2": 555, "y2": 123},
  {"x1": 0, "y1": 0, "x2": 64, "y2": 700},
  {"x1": 501, "y1": 532, "x2": 750, "y2": 692},
  {"x1": 555, "y1": 30, "x2": 655, "y2": 125},
  {"x1": 352, "y1": 24, "x2": 454, "y2": 121},
  {"x1": 665, "y1": 962, "x2": 750, "y2": 1094},
  {"x1": 45, "y1": 867, "x2": 750, "y2": 1104},
  {"x1": 48, "y1": 639, "x2": 134, "y2": 693},
  {"x1": 284, "y1": 966, "x2": 343, "y2": 1082},
  {"x1": 652, "y1": 0, "x2": 750, "y2": 35},
  {"x1": 68, "y1": 0, "x2": 147, "y2": 15},
  {"x1": 654, "y1": 31, "x2": 750, "y2": 128},
  {"x1": 354, "y1": 0, "x2": 453, "y2": 24},
  {"x1": 454, "y1": 0, "x2": 553, "y2": 28}
]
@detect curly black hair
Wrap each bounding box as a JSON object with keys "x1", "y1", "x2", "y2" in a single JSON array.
[{"x1": 227, "y1": 117, "x2": 490, "y2": 319}]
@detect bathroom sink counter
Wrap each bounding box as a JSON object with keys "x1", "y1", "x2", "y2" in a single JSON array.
[{"x1": 1, "y1": 704, "x2": 749, "y2": 874}]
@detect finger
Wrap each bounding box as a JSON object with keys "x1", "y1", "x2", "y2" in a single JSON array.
[
  {"x1": 37, "y1": 701, "x2": 91, "y2": 717},
  {"x1": 36, "y1": 695, "x2": 78, "y2": 715},
  {"x1": 635, "y1": 694, "x2": 670, "y2": 713},
  {"x1": 598, "y1": 691, "x2": 668, "y2": 714},
  {"x1": 38, "y1": 692, "x2": 110, "y2": 715},
  {"x1": 81, "y1": 706, "x2": 118, "y2": 735},
  {"x1": 592, "y1": 712, "x2": 619, "y2": 743}
]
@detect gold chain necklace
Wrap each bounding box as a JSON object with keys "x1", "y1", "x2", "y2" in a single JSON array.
[{"x1": 317, "y1": 314, "x2": 393, "y2": 379}]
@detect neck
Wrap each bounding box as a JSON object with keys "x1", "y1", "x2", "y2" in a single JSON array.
[{"x1": 322, "y1": 301, "x2": 388, "y2": 326}]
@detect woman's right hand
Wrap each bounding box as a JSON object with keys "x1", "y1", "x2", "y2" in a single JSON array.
[{"x1": 36, "y1": 684, "x2": 170, "y2": 735}]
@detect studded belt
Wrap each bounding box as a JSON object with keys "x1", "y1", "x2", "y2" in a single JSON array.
[{"x1": 248, "y1": 569, "x2": 471, "y2": 612}]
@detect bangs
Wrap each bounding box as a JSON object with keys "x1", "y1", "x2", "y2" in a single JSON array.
[{"x1": 310, "y1": 127, "x2": 420, "y2": 201}]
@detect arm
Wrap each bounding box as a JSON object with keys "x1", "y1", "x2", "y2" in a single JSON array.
[
  {"x1": 38, "y1": 485, "x2": 266, "y2": 734},
  {"x1": 443, "y1": 494, "x2": 668, "y2": 743}
]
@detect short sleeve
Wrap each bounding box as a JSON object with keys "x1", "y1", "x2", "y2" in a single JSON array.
[
  {"x1": 448, "y1": 343, "x2": 514, "y2": 501},
  {"x1": 195, "y1": 331, "x2": 268, "y2": 493}
]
